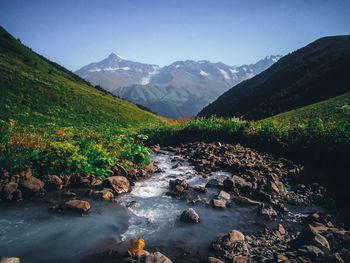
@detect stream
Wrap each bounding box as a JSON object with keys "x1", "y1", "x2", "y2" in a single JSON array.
[{"x1": 0, "y1": 150, "x2": 319, "y2": 262}]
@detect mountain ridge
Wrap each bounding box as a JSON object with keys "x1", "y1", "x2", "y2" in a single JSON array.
[
  {"x1": 198, "y1": 35, "x2": 350, "y2": 120},
  {"x1": 75, "y1": 54, "x2": 281, "y2": 118}
]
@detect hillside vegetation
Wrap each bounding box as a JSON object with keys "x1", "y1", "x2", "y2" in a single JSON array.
[
  {"x1": 0, "y1": 26, "x2": 166, "y2": 177},
  {"x1": 199, "y1": 35, "x2": 350, "y2": 120}
]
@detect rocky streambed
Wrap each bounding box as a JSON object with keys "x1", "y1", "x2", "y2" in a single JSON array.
[{"x1": 0, "y1": 142, "x2": 349, "y2": 263}]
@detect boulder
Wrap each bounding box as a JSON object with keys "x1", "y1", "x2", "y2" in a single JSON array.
[
  {"x1": 20, "y1": 176, "x2": 45, "y2": 195},
  {"x1": 223, "y1": 176, "x2": 252, "y2": 191},
  {"x1": 193, "y1": 186, "x2": 208, "y2": 194},
  {"x1": 180, "y1": 208, "x2": 200, "y2": 223},
  {"x1": 93, "y1": 189, "x2": 114, "y2": 200},
  {"x1": 225, "y1": 230, "x2": 245, "y2": 245},
  {"x1": 2, "y1": 182, "x2": 19, "y2": 201},
  {"x1": 169, "y1": 179, "x2": 189, "y2": 190},
  {"x1": 208, "y1": 257, "x2": 224, "y2": 263},
  {"x1": 145, "y1": 252, "x2": 172, "y2": 263},
  {"x1": 211, "y1": 199, "x2": 226, "y2": 209},
  {"x1": 103, "y1": 176, "x2": 131, "y2": 194},
  {"x1": 0, "y1": 258, "x2": 20, "y2": 263},
  {"x1": 217, "y1": 190, "x2": 230, "y2": 200},
  {"x1": 64, "y1": 199, "x2": 90, "y2": 213},
  {"x1": 136, "y1": 250, "x2": 150, "y2": 259},
  {"x1": 259, "y1": 204, "x2": 277, "y2": 220}
]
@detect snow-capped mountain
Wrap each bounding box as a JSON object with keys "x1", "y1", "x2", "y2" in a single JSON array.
[
  {"x1": 75, "y1": 53, "x2": 160, "y2": 91},
  {"x1": 75, "y1": 54, "x2": 282, "y2": 118}
]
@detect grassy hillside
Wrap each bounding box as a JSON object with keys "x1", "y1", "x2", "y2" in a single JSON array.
[
  {"x1": 0, "y1": 26, "x2": 166, "y2": 177},
  {"x1": 266, "y1": 92, "x2": 350, "y2": 128},
  {"x1": 199, "y1": 35, "x2": 350, "y2": 120}
]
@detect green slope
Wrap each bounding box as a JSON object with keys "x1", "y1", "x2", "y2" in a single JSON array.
[
  {"x1": 0, "y1": 26, "x2": 166, "y2": 177},
  {"x1": 0, "y1": 26, "x2": 165, "y2": 129},
  {"x1": 266, "y1": 92, "x2": 350, "y2": 128},
  {"x1": 199, "y1": 35, "x2": 350, "y2": 120}
]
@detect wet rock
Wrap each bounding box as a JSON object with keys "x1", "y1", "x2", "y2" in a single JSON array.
[
  {"x1": 172, "y1": 162, "x2": 182, "y2": 169},
  {"x1": 64, "y1": 199, "x2": 90, "y2": 213},
  {"x1": 169, "y1": 179, "x2": 189, "y2": 190},
  {"x1": 226, "y1": 230, "x2": 245, "y2": 245},
  {"x1": 278, "y1": 224, "x2": 286, "y2": 235},
  {"x1": 217, "y1": 190, "x2": 230, "y2": 200},
  {"x1": 205, "y1": 179, "x2": 223, "y2": 188},
  {"x1": 298, "y1": 245, "x2": 325, "y2": 260},
  {"x1": 20, "y1": 176, "x2": 45, "y2": 195},
  {"x1": 232, "y1": 256, "x2": 247, "y2": 263},
  {"x1": 180, "y1": 208, "x2": 200, "y2": 223},
  {"x1": 145, "y1": 252, "x2": 172, "y2": 263},
  {"x1": 211, "y1": 199, "x2": 226, "y2": 209},
  {"x1": 2, "y1": 182, "x2": 19, "y2": 201},
  {"x1": 44, "y1": 175, "x2": 63, "y2": 190},
  {"x1": 259, "y1": 204, "x2": 277, "y2": 220},
  {"x1": 0, "y1": 258, "x2": 20, "y2": 263},
  {"x1": 193, "y1": 186, "x2": 208, "y2": 194},
  {"x1": 223, "y1": 176, "x2": 252, "y2": 191},
  {"x1": 208, "y1": 257, "x2": 224, "y2": 263},
  {"x1": 232, "y1": 196, "x2": 262, "y2": 206},
  {"x1": 126, "y1": 201, "x2": 139, "y2": 208},
  {"x1": 114, "y1": 238, "x2": 146, "y2": 256},
  {"x1": 136, "y1": 250, "x2": 150, "y2": 259},
  {"x1": 93, "y1": 189, "x2": 114, "y2": 200},
  {"x1": 103, "y1": 176, "x2": 131, "y2": 195}
]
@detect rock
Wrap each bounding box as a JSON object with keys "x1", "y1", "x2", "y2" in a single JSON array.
[
  {"x1": 136, "y1": 250, "x2": 150, "y2": 259},
  {"x1": 278, "y1": 224, "x2": 286, "y2": 235},
  {"x1": 0, "y1": 258, "x2": 20, "y2": 263},
  {"x1": 208, "y1": 257, "x2": 224, "y2": 263},
  {"x1": 211, "y1": 199, "x2": 226, "y2": 209},
  {"x1": 114, "y1": 238, "x2": 146, "y2": 256},
  {"x1": 206, "y1": 179, "x2": 223, "y2": 188},
  {"x1": 223, "y1": 176, "x2": 252, "y2": 191},
  {"x1": 44, "y1": 175, "x2": 63, "y2": 190},
  {"x1": 193, "y1": 186, "x2": 208, "y2": 194},
  {"x1": 2, "y1": 182, "x2": 18, "y2": 201},
  {"x1": 226, "y1": 230, "x2": 245, "y2": 245},
  {"x1": 126, "y1": 201, "x2": 139, "y2": 208},
  {"x1": 312, "y1": 233, "x2": 330, "y2": 250},
  {"x1": 64, "y1": 199, "x2": 90, "y2": 213},
  {"x1": 169, "y1": 179, "x2": 189, "y2": 190},
  {"x1": 233, "y1": 256, "x2": 247, "y2": 263},
  {"x1": 112, "y1": 164, "x2": 128, "y2": 177},
  {"x1": 180, "y1": 208, "x2": 200, "y2": 223},
  {"x1": 232, "y1": 196, "x2": 262, "y2": 206},
  {"x1": 20, "y1": 176, "x2": 45, "y2": 195},
  {"x1": 217, "y1": 190, "x2": 230, "y2": 200},
  {"x1": 298, "y1": 245, "x2": 325, "y2": 259},
  {"x1": 172, "y1": 162, "x2": 182, "y2": 169},
  {"x1": 174, "y1": 185, "x2": 185, "y2": 193},
  {"x1": 93, "y1": 189, "x2": 114, "y2": 200},
  {"x1": 103, "y1": 176, "x2": 131, "y2": 194},
  {"x1": 145, "y1": 252, "x2": 172, "y2": 263},
  {"x1": 259, "y1": 204, "x2": 277, "y2": 220}
]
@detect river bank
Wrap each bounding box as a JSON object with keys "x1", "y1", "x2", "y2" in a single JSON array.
[{"x1": 0, "y1": 142, "x2": 349, "y2": 263}]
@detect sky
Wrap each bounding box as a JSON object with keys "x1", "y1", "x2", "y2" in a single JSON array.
[{"x1": 1, "y1": 0, "x2": 350, "y2": 71}]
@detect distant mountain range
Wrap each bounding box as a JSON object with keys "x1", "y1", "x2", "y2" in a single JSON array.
[
  {"x1": 75, "y1": 54, "x2": 281, "y2": 118},
  {"x1": 199, "y1": 35, "x2": 350, "y2": 120}
]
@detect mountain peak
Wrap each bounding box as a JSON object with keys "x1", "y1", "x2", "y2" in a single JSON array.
[{"x1": 108, "y1": 52, "x2": 124, "y2": 61}]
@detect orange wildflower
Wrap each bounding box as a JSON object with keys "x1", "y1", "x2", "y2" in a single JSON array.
[
  {"x1": 52, "y1": 161, "x2": 55, "y2": 165},
  {"x1": 40, "y1": 163, "x2": 45, "y2": 166}
]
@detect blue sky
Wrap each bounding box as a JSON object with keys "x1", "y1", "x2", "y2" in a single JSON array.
[{"x1": 1, "y1": 0, "x2": 350, "y2": 70}]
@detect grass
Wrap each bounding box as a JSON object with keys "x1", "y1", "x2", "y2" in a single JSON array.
[{"x1": 0, "y1": 26, "x2": 167, "y2": 178}]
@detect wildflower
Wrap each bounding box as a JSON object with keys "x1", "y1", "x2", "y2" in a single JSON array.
[
  {"x1": 52, "y1": 161, "x2": 55, "y2": 165},
  {"x1": 40, "y1": 163, "x2": 45, "y2": 166}
]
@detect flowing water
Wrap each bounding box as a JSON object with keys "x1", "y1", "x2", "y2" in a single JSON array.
[{"x1": 0, "y1": 151, "x2": 319, "y2": 262}]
